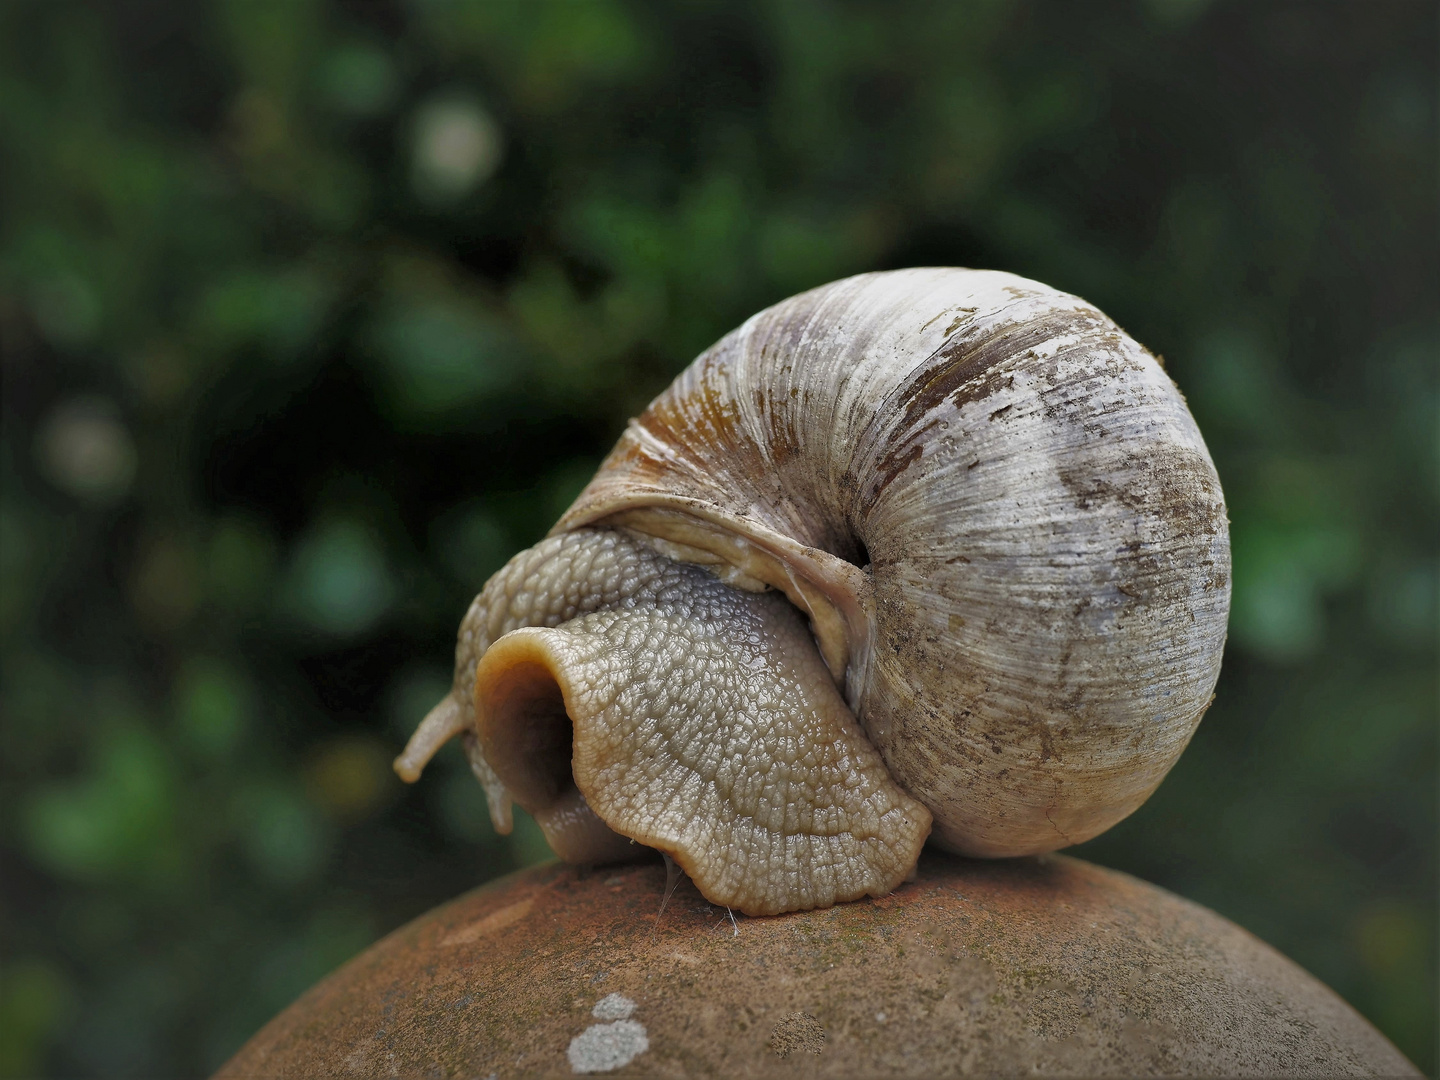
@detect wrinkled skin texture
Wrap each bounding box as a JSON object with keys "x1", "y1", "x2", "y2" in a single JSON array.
[
  {"x1": 396, "y1": 268, "x2": 1230, "y2": 915},
  {"x1": 399, "y1": 529, "x2": 930, "y2": 915}
]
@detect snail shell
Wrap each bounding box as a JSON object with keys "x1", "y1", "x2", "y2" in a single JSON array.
[{"x1": 396, "y1": 268, "x2": 1230, "y2": 916}]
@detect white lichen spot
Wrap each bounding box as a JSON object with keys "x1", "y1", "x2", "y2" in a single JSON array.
[
  {"x1": 568, "y1": 1019, "x2": 649, "y2": 1073},
  {"x1": 591, "y1": 993, "x2": 637, "y2": 1020}
]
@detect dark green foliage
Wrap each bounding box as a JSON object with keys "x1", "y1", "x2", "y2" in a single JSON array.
[{"x1": 0, "y1": 1, "x2": 1434, "y2": 1076}]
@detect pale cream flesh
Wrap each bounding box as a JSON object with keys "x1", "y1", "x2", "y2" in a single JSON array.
[{"x1": 395, "y1": 527, "x2": 931, "y2": 917}]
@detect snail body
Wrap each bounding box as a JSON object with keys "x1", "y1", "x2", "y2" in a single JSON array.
[{"x1": 396, "y1": 268, "x2": 1230, "y2": 916}]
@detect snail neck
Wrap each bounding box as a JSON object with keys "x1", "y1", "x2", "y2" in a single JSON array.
[{"x1": 572, "y1": 503, "x2": 875, "y2": 711}]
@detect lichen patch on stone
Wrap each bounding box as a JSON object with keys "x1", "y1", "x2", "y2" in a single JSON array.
[
  {"x1": 591, "y1": 993, "x2": 637, "y2": 1020},
  {"x1": 568, "y1": 1019, "x2": 649, "y2": 1073}
]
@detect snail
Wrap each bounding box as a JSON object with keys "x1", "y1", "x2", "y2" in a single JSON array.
[{"x1": 395, "y1": 268, "x2": 1230, "y2": 917}]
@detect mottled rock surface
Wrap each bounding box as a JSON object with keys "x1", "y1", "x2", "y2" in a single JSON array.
[{"x1": 216, "y1": 852, "x2": 1416, "y2": 1078}]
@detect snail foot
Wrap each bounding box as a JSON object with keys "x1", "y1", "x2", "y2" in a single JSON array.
[{"x1": 473, "y1": 553, "x2": 931, "y2": 917}]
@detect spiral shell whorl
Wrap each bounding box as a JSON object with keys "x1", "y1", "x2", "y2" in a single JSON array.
[{"x1": 557, "y1": 268, "x2": 1230, "y2": 857}]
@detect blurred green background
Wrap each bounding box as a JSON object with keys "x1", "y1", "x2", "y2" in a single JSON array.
[{"x1": 0, "y1": 1, "x2": 1434, "y2": 1076}]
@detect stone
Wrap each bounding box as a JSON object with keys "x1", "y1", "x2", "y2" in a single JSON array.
[{"x1": 215, "y1": 852, "x2": 1417, "y2": 1078}]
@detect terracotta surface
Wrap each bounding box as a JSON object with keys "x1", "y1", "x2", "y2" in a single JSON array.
[{"x1": 216, "y1": 852, "x2": 1417, "y2": 1078}]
